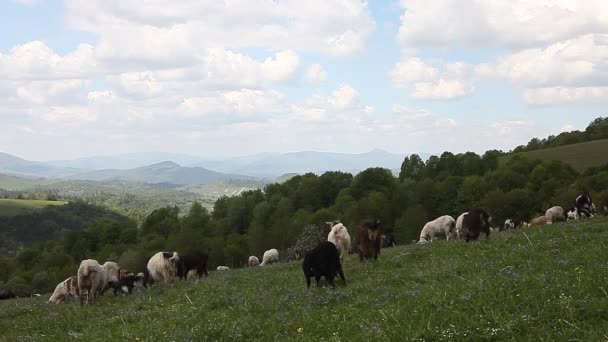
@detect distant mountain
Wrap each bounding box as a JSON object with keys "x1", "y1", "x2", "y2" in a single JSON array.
[
  {"x1": 190, "y1": 149, "x2": 427, "y2": 177},
  {"x1": 46, "y1": 152, "x2": 208, "y2": 170},
  {"x1": 0, "y1": 152, "x2": 84, "y2": 178},
  {"x1": 66, "y1": 161, "x2": 253, "y2": 185}
]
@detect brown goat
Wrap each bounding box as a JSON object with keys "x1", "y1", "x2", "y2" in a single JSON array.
[{"x1": 354, "y1": 220, "x2": 382, "y2": 262}]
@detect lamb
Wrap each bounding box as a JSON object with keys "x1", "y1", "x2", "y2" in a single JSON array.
[
  {"x1": 530, "y1": 215, "x2": 548, "y2": 226},
  {"x1": 108, "y1": 271, "x2": 144, "y2": 294},
  {"x1": 248, "y1": 256, "x2": 260, "y2": 267},
  {"x1": 545, "y1": 206, "x2": 565, "y2": 224},
  {"x1": 326, "y1": 220, "x2": 351, "y2": 261},
  {"x1": 77, "y1": 259, "x2": 105, "y2": 305},
  {"x1": 48, "y1": 276, "x2": 79, "y2": 304},
  {"x1": 354, "y1": 220, "x2": 382, "y2": 262},
  {"x1": 260, "y1": 249, "x2": 279, "y2": 266},
  {"x1": 146, "y1": 251, "x2": 179, "y2": 285},
  {"x1": 417, "y1": 215, "x2": 456, "y2": 244},
  {"x1": 302, "y1": 241, "x2": 346, "y2": 289},
  {"x1": 216, "y1": 266, "x2": 231, "y2": 271},
  {"x1": 461, "y1": 208, "x2": 491, "y2": 242},
  {"x1": 381, "y1": 233, "x2": 397, "y2": 248}
]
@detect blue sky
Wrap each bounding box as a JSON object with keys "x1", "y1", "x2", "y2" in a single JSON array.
[{"x1": 1, "y1": 0, "x2": 606, "y2": 160}]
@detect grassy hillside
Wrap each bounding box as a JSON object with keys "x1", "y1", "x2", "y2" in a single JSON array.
[
  {"x1": 501, "y1": 139, "x2": 608, "y2": 173},
  {"x1": 0, "y1": 173, "x2": 54, "y2": 191},
  {"x1": 1, "y1": 218, "x2": 607, "y2": 341},
  {"x1": 0, "y1": 198, "x2": 67, "y2": 217}
]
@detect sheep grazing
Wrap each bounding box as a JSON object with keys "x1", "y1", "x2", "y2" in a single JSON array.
[
  {"x1": 146, "y1": 251, "x2": 179, "y2": 286},
  {"x1": 260, "y1": 249, "x2": 279, "y2": 266},
  {"x1": 77, "y1": 259, "x2": 105, "y2": 305},
  {"x1": 302, "y1": 241, "x2": 346, "y2": 289},
  {"x1": 0, "y1": 289, "x2": 16, "y2": 300},
  {"x1": 545, "y1": 206, "x2": 566, "y2": 224},
  {"x1": 248, "y1": 256, "x2": 260, "y2": 267},
  {"x1": 108, "y1": 271, "x2": 143, "y2": 295},
  {"x1": 566, "y1": 207, "x2": 579, "y2": 221},
  {"x1": 177, "y1": 250, "x2": 209, "y2": 281},
  {"x1": 503, "y1": 218, "x2": 525, "y2": 230},
  {"x1": 575, "y1": 191, "x2": 594, "y2": 219},
  {"x1": 530, "y1": 215, "x2": 548, "y2": 226},
  {"x1": 417, "y1": 215, "x2": 456, "y2": 244},
  {"x1": 354, "y1": 220, "x2": 382, "y2": 262},
  {"x1": 49, "y1": 276, "x2": 79, "y2": 304},
  {"x1": 381, "y1": 233, "x2": 397, "y2": 248},
  {"x1": 216, "y1": 266, "x2": 231, "y2": 271},
  {"x1": 326, "y1": 220, "x2": 351, "y2": 261},
  {"x1": 455, "y1": 212, "x2": 468, "y2": 239},
  {"x1": 101, "y1": 261, "x2": 120, "y2": 294},
  {"x1": 461, "y1": 208, "x2": 491, "y2": 242}
]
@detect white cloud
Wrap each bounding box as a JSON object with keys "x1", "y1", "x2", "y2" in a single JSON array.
[
  {"x1": 398, "y1": 0, "x2": 608, "y2": 48},
  {"x1": 306, "y1": 64, "x2": 328, "y2": 83},
  {"x1": 179, "y1": 89, "x2": 285, "y2": 120},
  {"x1": 65, "y1": 0, "x2": 376, "y2": 57},
  {"x1": 390, "y1": 58, "x2": 474, "y2": 99},
  {"x1": 523, "y1": 87, "x2": 608, "y2": 105},
  {"x1": 0, "y1": 41, "x2": 97, "y2": 80},
  {"x1": 480, "y1": 34, "x2": 608, "y2": 88}
]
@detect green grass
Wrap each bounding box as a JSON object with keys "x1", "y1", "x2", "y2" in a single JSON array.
[
  {"x1": 0, "y1": 173, "x2": 53, "y2": 191},
  {"x1": 0, "y1": 198, "x2": 68, "y2": 217},
  {"x1": 501, "y1": 139, "x2": 608, "y2": 173},
  {"x1": 2, "y1": 218, "x2": 608, "y2": 341}
]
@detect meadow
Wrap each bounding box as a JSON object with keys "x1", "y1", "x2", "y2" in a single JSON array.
[
  {"x1": 501, "y1": 139, "x2": 608, "y2": 173},
  {"x1": 0, "y1": 198, "x2": 67, "y2": 217},
  {"x1": 1, "y1": 217, "x2": 607, "y2": 341}
]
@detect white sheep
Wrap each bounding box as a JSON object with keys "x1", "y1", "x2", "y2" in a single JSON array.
[
  {"x1": 326, "y1": 221, "x2": 351, "y2": 261},
  {"x1": 146, "y1": 251, "x2": 179, "y2": 285},
  {"x1": 48, "y1": 276, "x2": 79, "y2": 304},
  {"x1": 545, "y1": 206, "x2": 565, "y2": 224},
  {"x1": 260, "y1": 249, "x2": 279, "y2": 266},
  {"x1": 248, "y1": 256, "x2": 260, "y2": 267},
  {"x1": 77, "y1": 259, "x2": 105, "y2": 305},
  {"x1": 455, "y1": 212, "x2": 468, "y2": 239},
  {"x1": 216, "y1": 266, "x2": 231, "y2": 271},
  {"x1": 418, "y1": 215, "x2": 456, "y2": 244}
]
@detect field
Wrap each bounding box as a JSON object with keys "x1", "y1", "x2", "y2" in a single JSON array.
[
  {"x1": 0, "y1": 198, "x2": 68, "y2": 217},
  {"x1": 501, "y1": 139, "x2": 608, "y2": 173},
  {"x1": 1, "y1": 218, "x2": 608, "y2": 341}
]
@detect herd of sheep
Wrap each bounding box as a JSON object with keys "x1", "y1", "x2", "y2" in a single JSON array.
[
  {"x1": 417, "y1": 191, "x2": 600, "y2": 244},
  {"x1": 44, "y1": 191, "x2": 603, "y2": 305}
]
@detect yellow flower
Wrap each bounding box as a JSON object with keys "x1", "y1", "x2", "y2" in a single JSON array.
[{"x1": 297, "y1": 327, "x2": 304, "y2": 334}]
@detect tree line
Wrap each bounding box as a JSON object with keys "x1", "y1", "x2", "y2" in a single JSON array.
[{"x1": 2, "y1": 125, "x2": 608, "y2": 296}]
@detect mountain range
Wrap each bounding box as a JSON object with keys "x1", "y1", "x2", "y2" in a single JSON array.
[{"x1": 1, "y1": 149, "x2": 423, "y2": 185}]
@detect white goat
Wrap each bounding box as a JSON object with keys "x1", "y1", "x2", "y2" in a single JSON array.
[
  {"x1": 326, "y1": 221, "x2": 351, "y2": 261},
  {"x1": 418, "y1": 215, "x2": 456, "y2": 244}
]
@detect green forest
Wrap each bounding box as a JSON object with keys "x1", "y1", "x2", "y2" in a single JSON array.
[{"x1": 1, "y1": 118, "x2": 608, "y2": 297}]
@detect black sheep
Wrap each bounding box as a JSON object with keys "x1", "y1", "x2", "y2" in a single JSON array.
[
  {"x1": 461, "y1": 208, "x2": 491, "y2": 242},
  {"x1": 302, "y1": 241, "x2": 346, "y2": 289},
  {"x1": 177, "y1": 250, "x2": 209, "y2": 280}
]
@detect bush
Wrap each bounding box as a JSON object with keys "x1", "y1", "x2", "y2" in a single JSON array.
[{"x1": 283, "y1": 224, "x2": 326, "y2": 261}]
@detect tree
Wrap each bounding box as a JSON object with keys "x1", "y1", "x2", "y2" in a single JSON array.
[
  {"x1": 350, "y1": 167, "x2": 396, "y2": 199},
  {"x1": 399, "y1": 154, "x2": 425, "y2": 181}
]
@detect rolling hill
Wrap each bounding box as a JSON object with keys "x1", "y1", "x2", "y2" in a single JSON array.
[
  {"x1": 501, "y1": 139, "x2": 608, "y2": 173},
  {"x1": 1, "y1": 218, "x2": 607, "y2": 340},
  {"x1": 65, "y1": 161, "x2": 253, "y2": 185},
  {"x1": 190, "y1": 149, "x2": 422, "y2": 177},
  {"x1": 0, "y1": 198, "x2": 67, "y2": 217},
  {"x1": 0, "y1": 152, "x2": 84, "y2": 178}
]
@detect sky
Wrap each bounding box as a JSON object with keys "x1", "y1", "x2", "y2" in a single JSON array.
[{"x1": 0, "y1": 0, "x2": 607, "y2": 161}]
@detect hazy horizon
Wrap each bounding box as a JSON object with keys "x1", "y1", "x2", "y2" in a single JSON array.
[{"x1": 1, "y1": 1, "x2": 606, "y2": 161}]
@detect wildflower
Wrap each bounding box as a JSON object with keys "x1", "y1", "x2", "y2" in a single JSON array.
[{"x1": 297, "y1": 327, "x2": 304, "y2": 334}]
